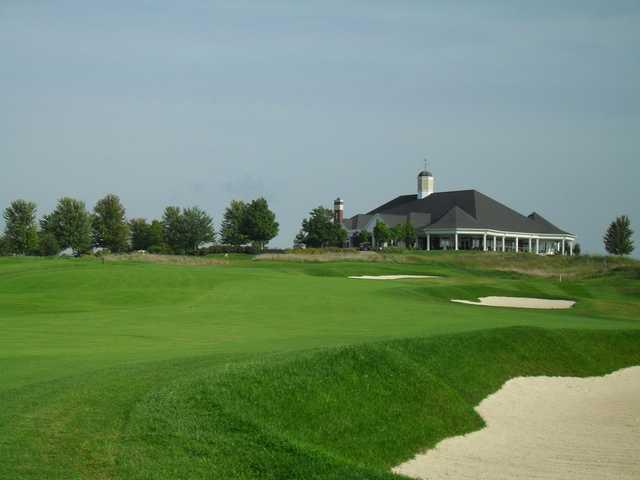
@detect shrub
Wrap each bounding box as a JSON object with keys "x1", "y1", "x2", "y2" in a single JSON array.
[{"x1": 148, "y1": 244, "x2": 170, "y2": 254}]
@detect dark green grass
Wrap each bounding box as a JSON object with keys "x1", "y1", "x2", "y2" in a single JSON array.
[
  {"x1": 1, "y1": 255, "x2": 639, "y2": 478},
  {"x1": 118, "y1": 327, "x2": 640, "y2": 479}
]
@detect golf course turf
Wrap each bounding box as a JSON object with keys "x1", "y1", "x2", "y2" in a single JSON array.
[{"x1": 1, "y1": 253, "x2": 639, "y2": 479}]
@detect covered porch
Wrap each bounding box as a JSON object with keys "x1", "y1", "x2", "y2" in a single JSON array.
[{"x1": 417, "y1": 229, "x2": 576, "y2": 255}]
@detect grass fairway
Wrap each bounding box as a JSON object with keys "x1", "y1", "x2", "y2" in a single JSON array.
[{"x1": 1, "y1": 253, "x2": 639, "y2": 479}]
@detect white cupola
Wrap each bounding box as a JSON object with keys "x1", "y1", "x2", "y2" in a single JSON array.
[{"x1": 417, "y1": 169, "x2": 434, "y2": 199}]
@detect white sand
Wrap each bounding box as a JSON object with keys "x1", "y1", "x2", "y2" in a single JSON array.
[
  {"x1": 451, "y1": 296, "x2": 575, "y2": 309},
  {"x1": 393, "y1": 366, "x2": 640, "y2": 480},
  {"x1": 349, "y1": 275, "x2": 439, "y2": 280}
]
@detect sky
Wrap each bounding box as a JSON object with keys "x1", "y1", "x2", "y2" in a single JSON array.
[{"x1": 1, "y1": 1, "x2": 639, "y2": 253}]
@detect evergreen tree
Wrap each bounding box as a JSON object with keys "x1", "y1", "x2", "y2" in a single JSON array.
[
  {"x1": 40, "y1": 198, "x2": 92, "y2": 254},
  {"x1": 92, "y1": 194, "x2": 129, "y2": 252},
  {"x1": 604, "y1": 215, "x2": 634, "y2": 255},
  {"x1": 3, "y1": 199, "x2": 38, "y2": 255},
  {"x1": 241, "y1": 198, "x2": 279, "y2": 251},
  {"x1": 220, "y1": 200, "x2": 248, "y2": 245}
]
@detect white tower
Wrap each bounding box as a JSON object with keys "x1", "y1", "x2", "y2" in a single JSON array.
[{"x1": 417, "y1": 162, "x2": 434, "y2": 199}]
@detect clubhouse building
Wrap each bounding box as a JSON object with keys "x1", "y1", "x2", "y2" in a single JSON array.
[{"x1": 336, "y1": 169, "x2": 576, "y2": 255}]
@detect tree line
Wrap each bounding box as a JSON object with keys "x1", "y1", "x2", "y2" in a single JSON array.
[{"x1": 0, "y1": 195, "x2": 278, "y2": 256}]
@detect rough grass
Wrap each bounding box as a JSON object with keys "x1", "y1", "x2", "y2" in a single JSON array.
[
  {"x1": 104, "y1": 252, "x2": 228, "y2": 265},
  {"x1": 256, "y1": 251, "x2": 382, "y2": 262},
  {"x1": 0, "y1": 255, "x2": 639, "y2": 478},
  {"x1": 258, "y1": 250, "x2": 640, "y2": 279}
]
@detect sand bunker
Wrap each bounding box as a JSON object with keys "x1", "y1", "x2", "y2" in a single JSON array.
[
  {"x1": 349, "y1": 275, "x2": 439, "y2": 280},
  {"x1": 393, "y1": 366, "x2": 640, "y2": 480},
  {"x1": 451, "y1": 296, "x2": 575, "y2": 309}
]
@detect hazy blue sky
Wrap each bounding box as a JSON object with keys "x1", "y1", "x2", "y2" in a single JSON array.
[{"x1": 1, "y1": 1, "x2": 638, "y2": 253}]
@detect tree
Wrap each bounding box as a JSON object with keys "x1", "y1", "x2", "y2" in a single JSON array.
[
  {"x1": 241, "y1": 198, "x2": 279, "y2": 251},
  {"x1": 351, "y1": 230, "x2": 371, "y2": 248},
  {"x1": 38, "y1": 232, "x2": 60, "y2": 256},
  {"x1": 0, "y1": 235, "x2": 9, "y2": 256},
  {"x1": 373, "y1": 220, "x2": 390, "y2": 249},
  {"x1": 402, "y1": 222, "x2": 417, "y2": 249},
  {"x1": 92, "y1": 194, "x2": 129, "y2": 252},
  {"x1": 604, "y1": 215, "x2": 634, "y2": 255},
  {"x1": 181, "y1": 207, "x2": 215, "y2": 254},
  {"x1": 130, "y1": 218, "x2": 164, "y2": 251},
  {"x1": 148, "y1": 220, "x2": 164, "y2": 250},
  {"x1": 296, "y1": 206, "x2": 345, "y2": 248},
  {"x1": 3, "y1": 200, "x2": 39, "y2": 255},
  {"x1": 161, "y1": 207, "x2": 214, "y2": 254},
  {"x1": 220, "y1": 200, "x2": 248, "y2": 245},
  {"x1": 162, "y1": 206, "x2": 185, "y2": 254},
  {"x1": 41, "y1": 197, "x2": 92, "y2": 254},
  {"x1": 573, "y1": 242, "x2": 581, "y2": 256},
  {"x1": 129, "y1": 218, "x2": 149, "y2": 251},
  {"x1": 389, "y1": 224, "x2": 404, "y2": 246}
]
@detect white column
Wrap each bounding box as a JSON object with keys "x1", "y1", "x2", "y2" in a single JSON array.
[
  {"x1": 536, "y1": 238, "x2": 540, "y2": 255},
  {"x1": 483, "y1": 233, "x2": 487, "y2": 251},
  {"x1": 427, "y1": 234, "x2": 430, "y2": 251},
  {"x1": 515, "y1": 236, "x2": 519, "y2": 253},
  {"x1": 561, "y1": 239, "x2": 565, "y2": 255},
  {"x1": 493, "y1": 235, "x2": 497, "y2": 251},
  {"x1": 455, "y1": 233, "x2": 459, "y2": 251},
  {"x1": 502, "y1": 235, "x2": 506, "y2": 252},
  {"x1": 569, "y1": 240, "x2": 573, "y2": 256},
  {"x1": 528, "y1": 238, "x2": 532, "y2": 253}
]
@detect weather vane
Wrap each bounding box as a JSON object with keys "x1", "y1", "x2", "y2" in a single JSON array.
[{"x1": 424, "y1": 158, "x2": 428, "y2": 171}]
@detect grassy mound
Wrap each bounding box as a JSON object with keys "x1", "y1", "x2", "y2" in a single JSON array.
[{"x1": 117, "y1": 327, "x2": 640, "y2": 479}]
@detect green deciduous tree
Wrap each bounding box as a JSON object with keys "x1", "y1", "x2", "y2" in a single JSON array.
[
  {"x1": 182, "y1": 207, "x2": 215, "y2": 254},
  {"x1": 38, "y1": 232, "x2": 60, "y2": 256},
  {"x1": 604, "y1": 215, "x2": 634, "y2": 256},
  {"x1": 162, "y1": 206, "x2": 185, "y2": 254},
  {"x1": 389, "y1": 224, "x2": 403, "y2": 246},
  {"x1": 129, "y1": 218, "x2": 151, "y2": 251},
  {"x1": 129, "y1": 218, "x2": 165, "y2": 251},
  {"x1": 220, "y1": 200, "x2": 249, "y2": 245},
  {"x1": 402, "y1": 222, "x2": 417, "y2": 249},
  {"x1": 351, "y1": 229, "x2": 371, "y2": 248},
  {"x1": 148, "y1": 220, "x2": 164, "y2": 250},
  {"x1": 241, "y1": 198, "x2": 279, "y2": 251},
  {"x1": 41, "y1": 197, "x2": 92, "y2": 254},
  {"x1": 3, "y1": 200, "x2": 39, "y2": 255},
  {"x1": 373, "y1": 220, "x2": 390, "y2": 248},
  {"x1": 92, "y1": 194, "x2": 129, "y2": 252},
  {"x1": 0, "y1": 234, "x2": 9, "y2": 256},
  {"x1": 296, "y1": 206, "x2": 345, "y2": 248},
  {"x1": 161, "y1": 206, "x2": 214, "y2": 254}
]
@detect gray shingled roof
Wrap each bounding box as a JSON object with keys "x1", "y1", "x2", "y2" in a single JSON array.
[{"x1": 342, "y1": 189, "x2": 571, "y2": 235}]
